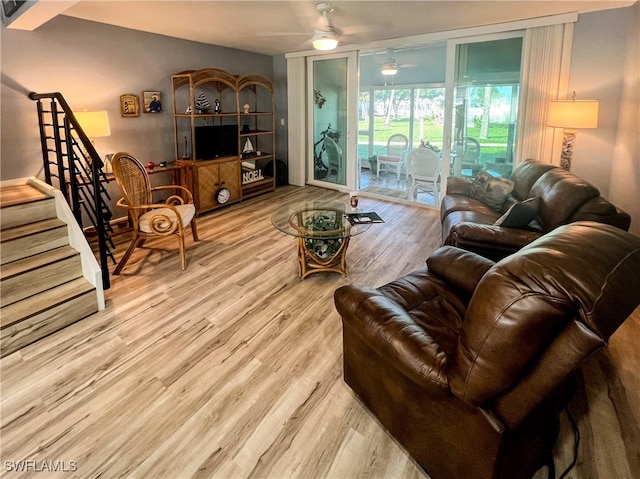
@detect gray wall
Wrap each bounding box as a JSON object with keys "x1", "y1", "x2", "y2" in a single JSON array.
[{"x1": 1, "y1": 15, "x2": 274, "y2": 183}]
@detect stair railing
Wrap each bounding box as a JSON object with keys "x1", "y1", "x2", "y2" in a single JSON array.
[{"x1": 29, "y1": 92, "x2": 114, "y2": 290}]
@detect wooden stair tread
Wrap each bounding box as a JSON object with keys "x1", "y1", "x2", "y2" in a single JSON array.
[
  {"x1": 0, "y1": 245, "x2": 79, "y2": 280},
  {"x1": 0, "y1": 277, "x2": 96, "y2": 329},
  {"x1": 1, "y1": 217, "x2": 66, "y2": 241},
  {"x1": 0, "y1": 184, "x2": 52, "y2": 208}
]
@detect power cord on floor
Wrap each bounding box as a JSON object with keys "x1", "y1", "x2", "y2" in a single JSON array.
[{"x1": 557, "y1": 403, "x2": 580, "y2": 479}]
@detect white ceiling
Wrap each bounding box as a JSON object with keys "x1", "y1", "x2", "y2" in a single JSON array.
[{"x1": 18, "y1": 1, "x2": 639, "y2": 56}]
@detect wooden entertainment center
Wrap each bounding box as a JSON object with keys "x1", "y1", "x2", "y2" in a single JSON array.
[{"x1": 172, "y1": 68, "x2": 276, "y2": 215}]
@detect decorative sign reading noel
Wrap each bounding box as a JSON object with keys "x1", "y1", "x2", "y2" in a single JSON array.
[{"x1": 242, "y1": 168, "x2": 264, "y2": 184}]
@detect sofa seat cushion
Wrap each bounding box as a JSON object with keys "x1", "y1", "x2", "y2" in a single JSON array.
[
  {"x1": 377, "y1": 271, "x2": 467, "y2": 359},
  {"x1": 442, "y1": 210, "x2": 502, "y2": 242},
  {"x1": 440, "y1": 194, "x2": 499, "y2": 222},
  {"x1": 336, "y1": 268, "x2": 466, "y2": 391}
]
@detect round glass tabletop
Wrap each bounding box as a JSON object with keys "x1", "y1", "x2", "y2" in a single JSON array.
[{"x1": 271, "y1": 201, "x2": 372, "y2": 238}]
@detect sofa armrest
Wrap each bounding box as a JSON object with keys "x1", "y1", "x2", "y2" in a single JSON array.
[
  {"x1": 447, "y1": 222, "x2": 543, "y2": 253},
  {"x1": 426, "y1": 246, "x2": 495, "y2": 296},
  {"x1": 335, "y1": 285, "x2": 450, "y2": 395},
  {"x1": 446, "y1": 176, "x2": 474, "y2": 195}
]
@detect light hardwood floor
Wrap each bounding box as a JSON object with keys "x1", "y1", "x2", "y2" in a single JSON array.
[{"x1": 1, "y1": 185, "x2": 638, "y2": 479}]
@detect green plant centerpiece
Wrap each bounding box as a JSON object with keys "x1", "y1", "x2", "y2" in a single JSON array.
[{"x1": 303, "y1": 211, "x2": 344, "y2": 260}]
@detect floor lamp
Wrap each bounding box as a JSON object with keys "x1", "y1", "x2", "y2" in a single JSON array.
[
  {"x1": 75, "y1": 110, "x2": 112, "y2": 171},
  {"x1": 548, "y1": 93, "x2": 599, "y2": 170}
]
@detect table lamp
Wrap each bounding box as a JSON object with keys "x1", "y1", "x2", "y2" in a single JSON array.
[{"x1": 548, "y1": 92, "x2": 599, "y2": 170}]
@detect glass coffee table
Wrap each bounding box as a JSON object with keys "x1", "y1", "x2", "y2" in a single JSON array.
[{"x1": 271, "y1": 201, "x2": 372, "y2": 279}]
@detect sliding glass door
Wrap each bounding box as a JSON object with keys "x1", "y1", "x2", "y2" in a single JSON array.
[
  {"x1": 445, "y1": 33, "x2": 523, "y2": 180},
  {"x1": 307, "y1": 52, "x2": 358, "y2": 189}
]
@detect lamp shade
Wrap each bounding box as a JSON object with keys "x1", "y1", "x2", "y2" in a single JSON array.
[
  {"x1": 312, "y1": 30, "x2": 338, "y2": 50},
  {"x1": 548, "y1": 100, "x2": 599, "y2": 129},
  {"x1": 75, "y1": 110, "x2": 111, "y2": 138}
]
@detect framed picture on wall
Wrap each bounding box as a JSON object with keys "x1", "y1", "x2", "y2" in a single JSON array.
[
  {"x1": 143, "y1": 91, "x2": 162, "y2": 113},
  {"x1": 120, "y1": 94, "x2": 140, "y2": 117}
]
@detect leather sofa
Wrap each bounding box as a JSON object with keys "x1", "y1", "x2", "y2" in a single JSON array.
[
  {"x1": 441, "y1": 159, "x2": 631, "y2": 260},
  {"x1": 334, "y1": 222, "x2": 640, "y2": 479}
]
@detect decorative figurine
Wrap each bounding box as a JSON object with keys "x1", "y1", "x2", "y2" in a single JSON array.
[
  {"x1": 243, "y1": 103, "x2": 250, "y2": 114},
  {"x1": 195, "y1": 92, "x2": 210, "y2": 114},
  {"x1": 146, "y1": 161, "x2": 155, "y2": 170},
  {"x1": 182, "y1": 136, "x2": 190, "y2": 158},
  {"x1": 214, "y1": 99, "x2": 222, "y2": 114}
]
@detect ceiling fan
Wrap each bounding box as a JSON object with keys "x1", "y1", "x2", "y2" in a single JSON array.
[
  {"x1": 312, "y1": 3, "x2": 340, "y2": 50},
  {"x1": 374, "y1": 48, "x2": 418, "y2": 74},
  {"x1": 256, "y1": 3, "x2": 342, "y2": 50}
]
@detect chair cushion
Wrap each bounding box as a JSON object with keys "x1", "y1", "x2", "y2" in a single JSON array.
[
  {"x1": 494, "y1": 197, "x2": 540, "y2": 228},
  {"x1": 139, "y1": 204, "x2": 195, "y2": 234},
  {"x1": 468, "y1": 170, "x2": 515, "y2": 211},
  {"x1": 378, "y1": 154, "x2": 402, "y2": 163}
]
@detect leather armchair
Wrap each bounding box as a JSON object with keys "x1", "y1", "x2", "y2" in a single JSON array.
[{"x1": 335, "y1": 222, "x2": 640, "y2": 479}]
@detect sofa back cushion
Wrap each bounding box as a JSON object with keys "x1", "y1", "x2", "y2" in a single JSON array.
[
  {"x1": 530, "y1": 169, "x2": 600, "y2": 231},
  {"x1": 509, "y1": 159, "x2": 556, "y2": 201},
  {"x1": 446, "y1": 222, "x2": 640, "y2": 406},
  {"x1": 571, "y1": 197, "x2": 632, "y2": 231}
]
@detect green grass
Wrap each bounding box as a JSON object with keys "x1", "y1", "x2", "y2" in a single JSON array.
[
  {"x1": 360, "y1": 116, "x2": 511, "y2": 143},
  {"x1": 359, "y1": 117, "x2": 444, "y2": 146}
]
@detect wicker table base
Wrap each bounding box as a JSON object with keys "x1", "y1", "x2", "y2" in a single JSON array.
[{"x1": 296, "y1": 235, "x2": 351, "y2": 279}]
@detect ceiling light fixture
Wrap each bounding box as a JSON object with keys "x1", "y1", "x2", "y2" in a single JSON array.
[
  {"x1": 381, "y1": 59, "x2": 398, "y2": 76},
  {"x1": 312, "y1": 3, "x2": 339, "y2": 51},
  {"x1": 312, "y1": 30, "x2": 339, "y2": 50}
]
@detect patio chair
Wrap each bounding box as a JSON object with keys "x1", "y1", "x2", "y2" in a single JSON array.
[
  {"x1": 460, "y1": 136, "x2": 482, "y2": 175},
  {"x1": 376, "y1": 134, "x2": 409, "y2": 181},
  {"x1": 407, "y1": 147, "x2": 441, "y2": 203},
  {"x1": 111, "y1": 152, "x2": 199, "y2": 274}
]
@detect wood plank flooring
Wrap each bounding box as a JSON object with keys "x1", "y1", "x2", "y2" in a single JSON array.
[{"x1": 1, "y1": 185, "x2": 638, "y2": 479}]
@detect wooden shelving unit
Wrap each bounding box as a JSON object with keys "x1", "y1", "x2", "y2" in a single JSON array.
[{"x1": 172, "y1": 68, "x2": 276, "y2": 215}]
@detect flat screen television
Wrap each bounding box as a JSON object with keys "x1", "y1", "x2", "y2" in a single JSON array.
[{"x1": 195, "y1": 124, "x2": 238, "y2": 160}]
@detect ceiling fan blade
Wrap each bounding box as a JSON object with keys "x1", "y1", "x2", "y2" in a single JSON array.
[{"x1": 255, "y1": 31, "x2": 309, "y2": 37}]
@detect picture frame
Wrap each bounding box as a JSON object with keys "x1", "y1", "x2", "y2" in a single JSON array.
[
  {"x1": 142, "y1": 91, "x2": 162, "y2": 113},
  {"x1": 120, "y1": 94, "x2": 140, "y2": 117}
]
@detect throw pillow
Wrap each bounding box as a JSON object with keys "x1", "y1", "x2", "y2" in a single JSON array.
[
  {"x1": 494, "y1": 197, "x2": 540, "y2": 228},
  {"x1": 468, "y1": 170, "x2": 515, "y2": 211}
]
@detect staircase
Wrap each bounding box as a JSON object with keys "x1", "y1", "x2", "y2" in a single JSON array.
[
  {"x1": 1, "y1": 182, "x2": 101, "y2": 356},
  {"x1": 30, "y1": 91, "x2": 115, "y2": 289}
]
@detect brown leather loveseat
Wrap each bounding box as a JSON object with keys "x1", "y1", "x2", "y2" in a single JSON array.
[
  {"x1": 334, "y1": 222, "x2": 640, "y2": 479},
  {"x1": 441, "y1": 159, "x2": 631, "y2": 260}
]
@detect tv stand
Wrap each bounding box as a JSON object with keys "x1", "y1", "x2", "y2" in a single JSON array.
[{"x1": 171, "y1": 68, "x2": 276, "y2": 215}]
